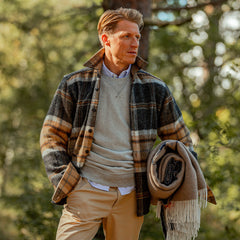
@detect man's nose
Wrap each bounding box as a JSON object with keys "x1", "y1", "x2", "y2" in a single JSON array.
[{"x1": 131, "y1": 37, "x2": 139, "y2": 48}]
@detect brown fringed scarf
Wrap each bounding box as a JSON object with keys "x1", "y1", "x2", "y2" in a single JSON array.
[{"x1": 147, "y1": 140, "x2": 216, "y2": 240}]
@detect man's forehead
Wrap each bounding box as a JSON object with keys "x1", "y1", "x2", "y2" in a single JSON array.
[
  {"x1": 114, "y1": 20, "x2": 140, "y2": 33},
  {"x1": 117, "y1": 30, "x2": 141, "y2": 36}
]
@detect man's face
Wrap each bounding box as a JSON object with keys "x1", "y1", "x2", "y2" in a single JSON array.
[{"x1": 103, "y1": 20, "x2": 141, "y2": 71}]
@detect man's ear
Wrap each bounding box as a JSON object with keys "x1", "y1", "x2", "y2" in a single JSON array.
[{"x1": 102, "y1": 34, "x2": 110, "y2": 46}]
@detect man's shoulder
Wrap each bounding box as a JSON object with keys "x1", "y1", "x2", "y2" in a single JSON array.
[
  {"x1": 58, "y1": 67, "x2": 96, "y2": 89},
  {"x1": 136, "y1": 69, "x2": 167, "y2": 87},
  {"x1": 63, "y1": 67, "x2": 94, "y2": 81}
]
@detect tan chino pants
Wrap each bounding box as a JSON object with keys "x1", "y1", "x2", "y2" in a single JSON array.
[{"x1": 56, "y1": 177, "x2": 144, "y2": 240}]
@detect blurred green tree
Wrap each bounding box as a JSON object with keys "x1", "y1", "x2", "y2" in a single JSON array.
[{"x1": 0, "y1": 0, "x2": 239, "y2": 239}]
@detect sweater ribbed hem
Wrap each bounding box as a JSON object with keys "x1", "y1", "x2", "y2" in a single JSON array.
[{"x1": 81, "y1": 165, "x2": 135, "y2": 187}]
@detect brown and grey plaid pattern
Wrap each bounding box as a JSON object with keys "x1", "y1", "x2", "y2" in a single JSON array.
[
  {"x1": 52, "y1": 162, "x2": 81, "y2": 203},
  {"x1": 40, "y1": 48, "x2": 195, "y2": 216}
]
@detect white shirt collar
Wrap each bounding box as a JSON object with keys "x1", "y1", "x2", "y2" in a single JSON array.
[{"x1": 102, "y1": 61, "x2": 131, "y2": 78}]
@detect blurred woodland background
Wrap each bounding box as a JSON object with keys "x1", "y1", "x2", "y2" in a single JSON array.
[{"x1": 0, "y1": 0, "x2": 240, "y2": 239}]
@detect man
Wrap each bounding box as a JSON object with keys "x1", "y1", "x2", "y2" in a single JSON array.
[{"x1": 40, "y1": 7, "x2": 196, "y2": 240}]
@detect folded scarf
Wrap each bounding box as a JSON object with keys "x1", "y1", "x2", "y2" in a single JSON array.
[{"x1": 147, "y1": 140, "x2": 216, "y2": 240}]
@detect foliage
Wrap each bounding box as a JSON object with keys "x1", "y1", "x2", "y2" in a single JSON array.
[
  {"x1": 0, "y1": 0, "x2": 101, "y2": 239},
  {"x1": 0, "y1": 0, "x2": 239, "y2": 239}
]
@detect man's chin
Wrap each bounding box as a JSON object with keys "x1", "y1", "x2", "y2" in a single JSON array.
[
  {"x1": 121, "y1": 56, "x2": 137, "y2": 66},
  {"x1": 128, "y1": 56, "x2": 137, "y2": 64}
]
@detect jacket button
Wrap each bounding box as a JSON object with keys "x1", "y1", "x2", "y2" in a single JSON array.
[
  {"x1": 92, "y1": 108, "x2": 96, "y2": 112},
  {"x1": 88, "y1": 129, "x2": 93, "y2": 133},
  {"x1": 95, "y1": 88, "x2": 99, "y2": 91},
  {"x1": 85, "y1": 150, "x2": 89, "y2": 154}
]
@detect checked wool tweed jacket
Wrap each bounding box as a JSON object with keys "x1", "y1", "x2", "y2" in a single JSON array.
[{"x1": 40, "y1": 48, "x2": 195, "y2": 216}]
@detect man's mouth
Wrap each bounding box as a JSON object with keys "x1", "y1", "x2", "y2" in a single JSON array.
[{"x1": 128, "y1": 51, "x2": 137, "y2": 55}]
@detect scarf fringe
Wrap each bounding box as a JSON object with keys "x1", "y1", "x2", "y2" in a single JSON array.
[
  {"x1": 199, "y1": 188, "x2": 208, "y2": 208},
  {"x1": 156, "y1": 188, "x2": 208, "y2": 240}
]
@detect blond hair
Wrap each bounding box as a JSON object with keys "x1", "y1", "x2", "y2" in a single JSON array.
[{"x1": 97, "y1": 8, "x2": 144, "y2": 45}]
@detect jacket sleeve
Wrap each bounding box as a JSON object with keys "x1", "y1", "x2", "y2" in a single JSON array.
[
  {"x1": 40, "y1": 76, "x2": 76, "y2": 188},
  {"x1": 157, "y1": 85, "x2": 198, "y2": 159}
]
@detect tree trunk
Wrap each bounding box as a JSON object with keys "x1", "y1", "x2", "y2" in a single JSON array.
[{"x1": 102, "y1": 0, "x2": 151, "y2": 62}]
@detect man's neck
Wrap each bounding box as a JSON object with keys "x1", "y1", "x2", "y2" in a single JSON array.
[
  {"x1": 103, "y1": 56, "x2": 129, "y2": 76},
  {"x1": 102, "y1": 61, "x2": 131, "y2": 79}
]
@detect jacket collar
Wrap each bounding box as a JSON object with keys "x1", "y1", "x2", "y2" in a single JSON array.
[{"x1": 83, "y1": 47, "x2": 148, "y2": 75}]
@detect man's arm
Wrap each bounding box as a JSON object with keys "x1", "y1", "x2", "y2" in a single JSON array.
[
  {"x1": 157, "y1": 85, "x2": 197, "y2": 159},
  {"x1": 40, "y1": 77, "x2": 75, "y2": 188}
]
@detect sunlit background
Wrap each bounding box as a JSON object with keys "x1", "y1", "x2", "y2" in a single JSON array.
[{"x1": 0, "y1": 0, "x2": 240, "y2": 239}]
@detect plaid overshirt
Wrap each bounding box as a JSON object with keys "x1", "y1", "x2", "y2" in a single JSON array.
[{"x1": 40, "y1": 48, "x2": 194, "y2": 216}]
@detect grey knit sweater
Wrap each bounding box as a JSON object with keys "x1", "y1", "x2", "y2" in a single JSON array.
[{"x1": 80, "y1": 73, "x2": 135, "y2": 187}]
